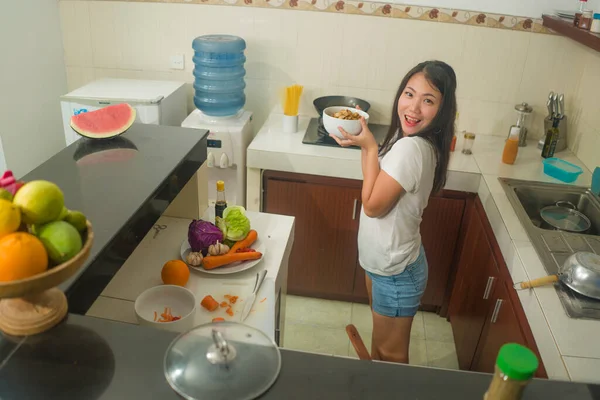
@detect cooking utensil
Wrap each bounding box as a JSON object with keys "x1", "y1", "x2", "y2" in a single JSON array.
[
  {"x1": 516, "y1": 252, "x2": 600, "y2": 300},
  {"x1": 547, "y1": 92, "x2": 555, "y2": 117},
  {"x1": 546, "y1": 97, "x2": 554, "y2": 119},
  {"x1": 558, "y1": 93, "x2": 565, "y2": 119},
  {"x1": 241, "y1": 269, "x2": 267, "y2": 321},
  {"x1": 539, "y1": 201, "x2": 591, "y2": 233},
  {"x1": 313, "y1": 96, "x2": 371, "y2": 116},
  {"x1": 164, "y1": 321, "x2": 281, "y2": 400},
  {"x1": 552, "y1": 93, "x2": 559, "y2": 119},
  {"x1": 346, "y1": 324, "x2": 371, "y2": 360},
  {"x1": 134, "y1": 285, "x2": 196, "y2": 332}
]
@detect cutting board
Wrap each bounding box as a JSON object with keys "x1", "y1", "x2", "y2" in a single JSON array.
[{"x1": 188, "y1": 278, "x2": 269, "y2": 325}]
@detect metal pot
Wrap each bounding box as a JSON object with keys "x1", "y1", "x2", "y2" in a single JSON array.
[
  {"x1": 517, "y1": 252, "x2": 600, "y2": 300},
  {"x1": 539, "y1": 201, "x2": 591, "y2": 234},
  {"x1": 313, "y1": 96, "x2": 371, "y2": 116}
]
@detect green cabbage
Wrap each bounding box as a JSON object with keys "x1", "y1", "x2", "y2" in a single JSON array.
[{"x1": 220, "y1": 206, "x2": 251, "y2": 241}]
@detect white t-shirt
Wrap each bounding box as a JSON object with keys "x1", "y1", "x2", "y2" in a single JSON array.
[{"x1": 358, "y1": 135, "x2": 437, "y2": 276}]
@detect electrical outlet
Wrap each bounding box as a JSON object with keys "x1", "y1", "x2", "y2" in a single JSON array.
[{"x1": 170, "y1": 55, "x2": 185, "y2": 70}]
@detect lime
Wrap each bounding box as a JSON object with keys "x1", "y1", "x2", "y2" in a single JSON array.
[
  {"x1": 37, "y1": 221, "x2": 82, "y2": 264},
  {"x1": 13, "y1": 181, "x2": 64, "y2": 225},
  {"x1": 64, "y1": 210, "x2": 87, "y2": 232},
  {"x1": 58, "y1": 206, "x2": 69, "y2": 220},
  {"x1": 0, "y1": 199, "x2": 21, "y2": 239},
  {"x1": 0, "y1": 189, "x2": 12, "y2": 202}
]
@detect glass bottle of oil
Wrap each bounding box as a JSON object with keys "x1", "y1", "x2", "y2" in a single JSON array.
[{"x1": 215, "y1": 180, "x2": 227, "y2": 221}]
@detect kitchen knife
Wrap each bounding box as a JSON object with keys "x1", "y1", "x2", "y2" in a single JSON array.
[
  {"x1": 558, "y1": 93, "x2": 565, "y2": 119},
  {"x1": 241, "y1": 269, "x2": 267, "y2": 322},
  {"x1": 546, "y1": 97, "x2": 554, "y2": 119},
  {"x1": 552, "y1": 93, "x2": 559, "y2": 119}
]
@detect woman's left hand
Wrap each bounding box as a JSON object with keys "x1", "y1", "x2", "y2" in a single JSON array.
[{"x1": 330, "y1": 117, "x2": 378, "y2": 151}]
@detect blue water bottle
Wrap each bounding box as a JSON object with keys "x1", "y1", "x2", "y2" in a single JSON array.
[{"x1": 192, "y1": 35, "x2": 247, "y2": 117}]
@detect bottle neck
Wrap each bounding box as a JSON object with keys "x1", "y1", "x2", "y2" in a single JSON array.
[
  {"x1": 580, "y1": 0, "x2": 587, "y2": 12},
  {"x1": 216, "y1": 190, "x2": 226, "y2": 202}
]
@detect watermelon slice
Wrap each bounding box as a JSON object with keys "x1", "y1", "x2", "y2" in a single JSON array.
[{"x1": 70, "y1": 103, "x2": 136, "y2": 140}]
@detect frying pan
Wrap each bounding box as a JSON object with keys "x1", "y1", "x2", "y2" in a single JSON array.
[
  {"x1": 516, "y1": 252, "x2": 600, "y2": 300},
  {"x1": 313, "y1": 96, "x2": 371, "y2": 116}
]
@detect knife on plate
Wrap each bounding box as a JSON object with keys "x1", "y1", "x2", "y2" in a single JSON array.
[{"x1": 241, "y1": 269, "x2": 267, "y2": 322}]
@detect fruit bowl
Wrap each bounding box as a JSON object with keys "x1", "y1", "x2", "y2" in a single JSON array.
[{"x1": 0, "y1": 221, "x2": 94, "y2": 336}]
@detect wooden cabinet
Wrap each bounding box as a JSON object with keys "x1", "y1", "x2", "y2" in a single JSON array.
[
  {"x1": 263, "y1": 171, "x2": 468, "y2": 307},
  {"x1": 449, "y1": 197, "x2": 547, "y2": 378},
  {"x1": 420, "y1": 195, "x2": 466, "y2": 309},
  {"x1": 449, "y1": 203, "x2": 499, "y2": 370},
  {"x1": 471, "y1": 280, "x2": 529, "y2": 373},
  {"x1": 263, "y1": 172, "x2": 362, "y2": 300}
]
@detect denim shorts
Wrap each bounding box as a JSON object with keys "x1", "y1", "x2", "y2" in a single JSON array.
[{"x1": 366, "y1": 246, "x2": 429, "y2": 318}]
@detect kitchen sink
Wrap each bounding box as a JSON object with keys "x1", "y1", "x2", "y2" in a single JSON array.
[
  {"x1": 512, "y1": 184, "x2": 600, "y2": 236},
  {"x1": 499, "y1": 178, "x2": 600, "y2": 320}
]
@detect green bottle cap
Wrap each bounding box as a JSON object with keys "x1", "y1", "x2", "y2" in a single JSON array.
[{"x1": 496, "y1": 343, "x2": 539, "y2": 381}]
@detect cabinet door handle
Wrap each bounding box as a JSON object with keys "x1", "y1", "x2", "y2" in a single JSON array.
[
  {"x1": 352, "y1": 199, "x2": 358, "y2": 220},
  {"x1": 483, "y1": 277, "x2": 495, "y2": 300},
  {"x1": 490, "y1": 299, "x2": 503, "y2": 323}
]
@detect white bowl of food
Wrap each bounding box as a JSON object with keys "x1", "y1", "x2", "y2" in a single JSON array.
[
  {"x1": 135, "y1": 285, "x2": 196, "y2": 332},
  {"x1": 323, "y1": 106, "x2": 370, "y2": 139}
]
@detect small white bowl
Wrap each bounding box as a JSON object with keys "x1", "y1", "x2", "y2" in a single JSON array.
[
  {"x1": 135, "y1": 285, "x2": 196, "y2": 332},
  {"x1": 323, "y1": 106, "x2": 370, "y2": 139}
]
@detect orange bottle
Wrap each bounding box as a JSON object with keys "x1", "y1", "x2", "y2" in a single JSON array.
[{"x1": 502, "y1": 126, "x2": 520, "y2": 165}]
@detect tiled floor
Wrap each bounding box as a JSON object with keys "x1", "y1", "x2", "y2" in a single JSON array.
[{"x1": 282, "y1": 295, "x2": 459, "y2": 369}]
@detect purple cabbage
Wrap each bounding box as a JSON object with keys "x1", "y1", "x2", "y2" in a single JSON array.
[{"x1": 188, "y1": 219, "x2": 223, "y2": 253}]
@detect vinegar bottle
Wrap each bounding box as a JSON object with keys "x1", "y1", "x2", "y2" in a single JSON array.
[
  {"x1": 215, "y1": 180, "x2": 227, "y2": 221},
  {"x1": 502, "y1": 126, "x2": 520, "y2": 165}
]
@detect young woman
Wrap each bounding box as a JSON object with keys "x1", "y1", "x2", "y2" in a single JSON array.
[{"x1": 330, "y1": 60, "x2": 457, "y2": 363}]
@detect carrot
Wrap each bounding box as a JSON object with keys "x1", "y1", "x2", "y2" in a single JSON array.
[
  {"x1": 260, "y1": 297, "x2": 267, "y2": 303},
  {"x1": 220, "y1": 301, "x2": 229, "y2": 308},
  {"x1": 201, "y1": 295, "x2": 219, "y2": 311},
  {"x1": 212, "y1": 317, "x2": 225, "y2": 322},
  {"x1": 226, "y1": 306, "x2": 234, "y2": 316},
  {"x1": 202, "y1": 251, "x2": 262, "y2": 270},
  {"x1": 228, "y1": 230, "x2": 258, "y2": 254},
  {"x1": 225, "y1": 295, "x2": 239, "y2": 304}
]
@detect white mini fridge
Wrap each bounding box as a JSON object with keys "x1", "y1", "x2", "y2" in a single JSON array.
[{"x1": 60, "y1": 78, "x2": 188, "y2": 146}]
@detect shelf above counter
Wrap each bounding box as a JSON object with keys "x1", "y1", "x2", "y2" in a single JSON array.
[{"x1": 543, "y1": 14, "x2": 600, "y2": 52}]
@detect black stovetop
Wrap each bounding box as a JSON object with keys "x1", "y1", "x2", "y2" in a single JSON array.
[{"x1": 302, "y1": 117, "x2": 390, "y2": 150}]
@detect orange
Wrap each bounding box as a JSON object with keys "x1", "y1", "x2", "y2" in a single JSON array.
[
  {"x1": 0, "y1": 232, "x2": 49, "y2": 282},
  {"x1": 161, "y1": 259, "x2": 190, "y2": 287}
]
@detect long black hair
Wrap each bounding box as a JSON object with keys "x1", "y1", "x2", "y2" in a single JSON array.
[{"x1": 379, "y1": 60, "x2": 457, "y2": 194}]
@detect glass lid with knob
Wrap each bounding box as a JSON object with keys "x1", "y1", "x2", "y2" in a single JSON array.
[{"x1": 164, "y1": 321, "x2": 281, "y2": 400}]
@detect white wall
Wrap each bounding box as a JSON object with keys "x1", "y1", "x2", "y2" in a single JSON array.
[
  {"x1": 386, "y1": 0, "x2": 600, "y2": 18},
  {"x1": 0, "y1": 0, "x2": 68, "y2": 177}
]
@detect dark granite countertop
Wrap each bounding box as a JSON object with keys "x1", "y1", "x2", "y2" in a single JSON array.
[
  {"x1": 20, "y1": 124, "x2": 207, "y2": 313},
  {"x1": 1, "y1": 314, "x2": 599, "y2": 400},
  {"x1": 3, "y1": 123, "x2": 600, "y2": 399}
]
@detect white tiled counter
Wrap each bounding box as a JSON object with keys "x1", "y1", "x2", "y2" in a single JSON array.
[
  {"x1": 246, "y1": 111, "x2": 599, "y2": 383},
  {"x1": 87, "y1": 208, "x2": 294, "y2": 344}
]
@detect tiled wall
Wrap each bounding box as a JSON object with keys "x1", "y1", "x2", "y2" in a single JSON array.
[{"x1": 59, "y1": 1, "x2": 598, "y2": 171}]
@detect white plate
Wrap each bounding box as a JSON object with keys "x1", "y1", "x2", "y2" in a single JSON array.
[{"x1": 180, "y1": 238, "x2": 265, "y2": 275}]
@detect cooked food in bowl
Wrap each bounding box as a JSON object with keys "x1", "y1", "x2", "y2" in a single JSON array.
[
  {"x1": 331, "y1": 109, "x2": 362, "y2": 121},
  {"x1": 323, "y1": 106, "x2": 370, "y2": 139}
]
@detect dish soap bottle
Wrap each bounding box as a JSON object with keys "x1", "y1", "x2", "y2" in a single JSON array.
[
  {"x1": 484, "y1": 343, "x2": 538, "y2": 400},
  {"x1": 215, "y1": 180, "x2": 227, "y2": 221},
  {"x1": 502, "y1": 126, "x2": 520, "y2": 164}
]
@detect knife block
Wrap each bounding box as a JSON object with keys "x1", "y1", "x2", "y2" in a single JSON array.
[{"x1": 540, "y1": 116, "x2": 568, "y2": 152}]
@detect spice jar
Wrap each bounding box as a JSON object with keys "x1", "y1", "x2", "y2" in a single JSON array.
[
  {"x1": 484, "y1": 343, "x2": 539, "y2": 400},
  {"x1": 580, "y1": 10, "x2": 593, "y2": 30},
  {"x1": 462, "y1": 132, "x2": 476, "y2": 155},
  {"x1": 591, "y1": 13, "x2": 600, "y2": 33}
]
